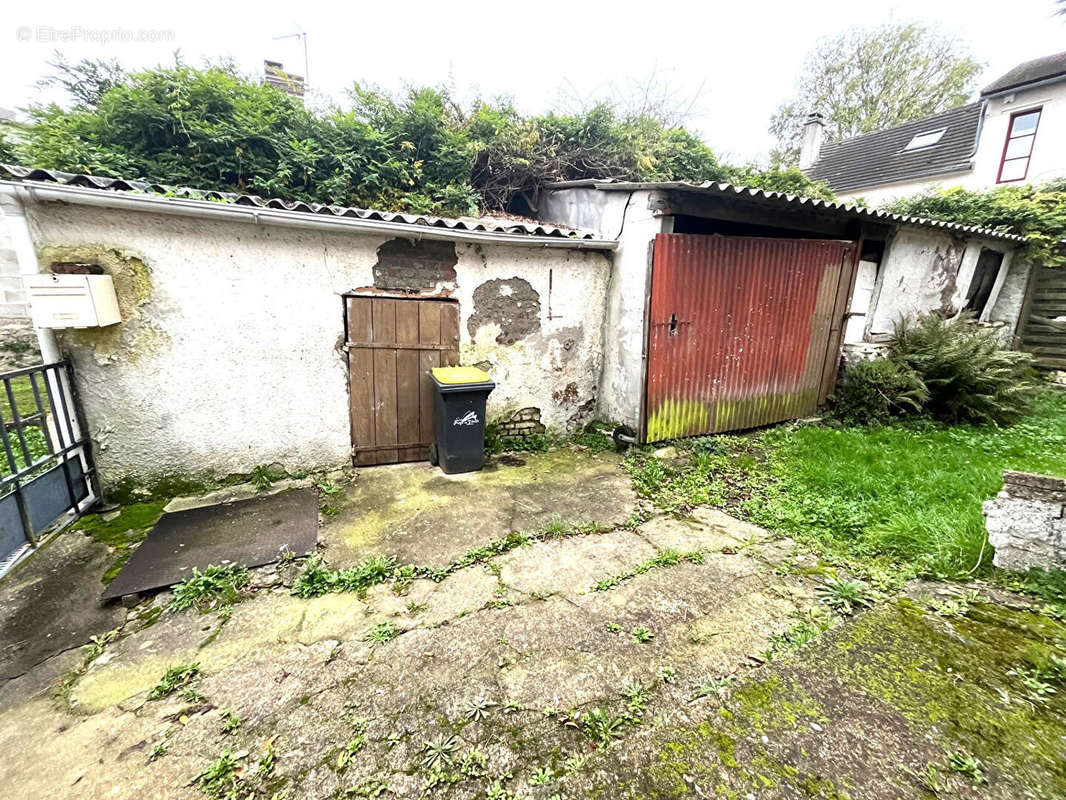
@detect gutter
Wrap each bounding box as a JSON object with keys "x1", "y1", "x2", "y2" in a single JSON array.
[{"x1": 0, "y1": 181, "x2": 619, "y2": 251}]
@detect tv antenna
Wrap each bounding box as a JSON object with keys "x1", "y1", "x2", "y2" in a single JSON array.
[{"x1": 272, "y1": 30, "x2": 309, "y2": 91}]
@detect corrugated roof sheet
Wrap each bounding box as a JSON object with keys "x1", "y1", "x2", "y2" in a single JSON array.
[
  {"x1": 982, "y1": 51, "x2": 1066, "y2": 95},
  {"x1": 804, "y1": 103, "x2": 981, "y2": 193},
  {"x1": 0, "y1": 164, "x2": 599, "y2": 240},
  {"x1": 548, "y1": 179, "x2": 1025, "y2": 243}
]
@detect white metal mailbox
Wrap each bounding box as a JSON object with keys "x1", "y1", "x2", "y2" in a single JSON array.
[{"x1": 25, "y1": 274, "x2": 122, "y2": 328}]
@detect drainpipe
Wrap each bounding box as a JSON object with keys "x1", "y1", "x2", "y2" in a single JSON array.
[
  {"x1": 0, "y1": 185, "x2": 60, "y2": 363},
  {"x1": 0, "y1": 184, "x2": 98, "y2": 512}
]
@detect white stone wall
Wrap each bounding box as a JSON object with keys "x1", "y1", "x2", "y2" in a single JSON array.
[
  {"x1": 18, "y1": 201, "x2": 610, "y2": 485},
  {"x1": 985, "y1": 470, "x2": 1066, "y2": 571}
]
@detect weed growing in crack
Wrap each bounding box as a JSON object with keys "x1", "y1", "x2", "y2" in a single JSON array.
[
  {"x1": 292, "y1": 554, "x2": 396, "y2": 598},
  {"x1": 192, "y1": 748, "x2": 241, "y2": 798},
  {"x1": 563, "y1": 753, "x2": 590, "y2": 774},
  {"x1": 621, "y1": 681, "x2": 648, "y2": 717},
  {"x1": 148, "y1": 742, "x2": 167, "y2": 762},
  {"x1": 582, "y1": 707, "x2": 625, "y2": 749},
  {"x1": 348, "y1": 777, "x2": 390, "y2": 797},
  {"x1": 485, "y1": 779, "x2": 515, "y2": 800},
  {"x1": 529, "y1": 765, "x2": 556, "y2": 785},
  {"x1": 362, "y1": 621, "x2": 397, "y2": 646},
  {"x1": 590, "y1": 549, "x2": 704, "y2": 592},
  {"x1": 459, "y1": 748, "x2": 487, "y2": 778},
  {"x1": 1009, "y1": 666, "x2": 1058, "y2": 705},
  {"x1": 816, "y1": 576, "x2": 873, "y2": 615},
  {"x1": 465, "y1": 696, "x2": 497, "y2": 721},
  {"x1": 336, "y1": 725, "x2": 367, "y2": 772},
  {"x1": 171, "y1": 564, "x2": 250, "y2": 613},
  {"x1": 947, "y1": 750, "x2": 986, "y2": 784},
  {"x1": 769, "y1": 615, "x2": 830, "y2": 656},
  {"x1": 657, "y1": 666, "x2": 677, "y2": 684},
  {"x1": 317, "y1": 478, "x2": 344, "y2": 516},
  {"x1": 695, "y1": 674, "x2": 735, "y2": 700},
  {"x1": 221, "y1": 709, "x2": 241, "y2": 734},
  {"x1": 631, "y1": 626, "x2": 654, "y2": 643},
  {"x1": 250, "y1": 465, "x2": 278, "y2": 491},
  {"x1": 606, "y1": 622, "x2": 623, "y2": 633},
  {"x1": 148, "y1": 663, "x2": 201, "y2": 701},
  {"x1": 407, "y1": 601, "x2": 428, "y2": 615},
  {"x1": 420, "y1": 734, "x2": 458, "y2": 770}
]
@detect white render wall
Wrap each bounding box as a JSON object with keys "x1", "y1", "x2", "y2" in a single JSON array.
[
  {"x1": 18, "y1": 201, "x2": 611, "y2": 485},
  {"x1": 865, "y1": 227, "x2": 1020, "y2": 338},
  {"x1": 540, "y1": 188, "x2": 665, "y2": 429}
]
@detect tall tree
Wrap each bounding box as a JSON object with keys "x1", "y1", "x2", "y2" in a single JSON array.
[{"x1": 770, "y1": 23, "x2": 982, "y2": 164}]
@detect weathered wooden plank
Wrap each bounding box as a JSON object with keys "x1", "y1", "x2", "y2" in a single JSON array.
[
  {"x1": 396, "y1": 301, "x2": 419, "y2": 345},
  {"x1": 396, "y1": 349, "x2": 421, "y2": 450},
  {"x1": 372, "y1": 298, "x2": 397, "y2": 345},
  {"x1": 347, "y1": 297, "x2": 373, "y2": 344},
  {"x1": 348, "y1": 348, "x2": 375, "y2": 467},
  {"x1": 372, "y1": 348, "x2": 398, "y2": 464},
  {"x1": 419, "y1": 349, "x2": 440, "y2": 445},
  {"x1": 419, "y1": 301, "x2": 442, "y2": 346}
]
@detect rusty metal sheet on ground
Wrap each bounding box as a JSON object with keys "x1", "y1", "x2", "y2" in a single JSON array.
[{"x1": 101, "y1": 489, "x2": 318, "y2": 601}]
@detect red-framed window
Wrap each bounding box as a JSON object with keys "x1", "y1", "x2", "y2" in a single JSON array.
[{"x1": 997, "y1": 107, "x2": 1041, "y2": 183}]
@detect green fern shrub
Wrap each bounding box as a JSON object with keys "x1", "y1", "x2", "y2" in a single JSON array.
[
  {"x1": 830, "y1": 358, "x2": 928, "y2": 425},
  {"x1": 887, "y1": 314, "x2": 1040, "y2": 424}
]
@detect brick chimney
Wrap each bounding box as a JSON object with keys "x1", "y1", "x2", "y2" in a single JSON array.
[
  {"x1": 263, "y1": 61, "x2": 305, "y2": 101},
  {"x1": 798, "y1": 112, "x2": 825, "y2": 170}
]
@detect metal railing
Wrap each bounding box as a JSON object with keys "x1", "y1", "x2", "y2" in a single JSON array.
[{"x1": 0, "y1": 361, "x2": 96, "y2": 567}]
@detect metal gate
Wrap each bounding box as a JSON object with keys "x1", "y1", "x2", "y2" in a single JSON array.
[
  {"x1": 346, "y1": 296, "x2": 459, "y2": 466},
  {"x1": 1, "y1": 361, "x2": 96, "y2": 571},
  {"x1": 644, "y1": 234, "x2": 856, "y2": 441}
]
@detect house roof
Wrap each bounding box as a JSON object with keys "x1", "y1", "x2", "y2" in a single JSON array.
[
  {"x1": 545, "y1": 179, "x2": 1025, "y2": 243},
  {"x1": 0, "y1": 164, "x2": 606, "y2": 244},
  {"x1": 982, "y1": 51, "x2": 1066, "y2": 96},
  {"x1": 803, "y1": 103, "x2": 981, "y2": 194}
]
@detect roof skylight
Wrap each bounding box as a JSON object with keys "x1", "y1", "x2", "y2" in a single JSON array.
[{"x1": 903, "y1": 128, "x2": 947, "y2": 151}]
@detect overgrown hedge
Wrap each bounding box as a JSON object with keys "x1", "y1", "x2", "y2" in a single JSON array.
[{"x1": 9, "y1": 61, "x2": 835, "y2": 217}]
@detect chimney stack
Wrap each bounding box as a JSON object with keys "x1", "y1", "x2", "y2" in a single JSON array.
[
  {"x1": 799, "y1": 112, "x2": 825, "y2": 170},
  {"x1": 263, "y1": 61, "x2": 305, "y2": 101}
]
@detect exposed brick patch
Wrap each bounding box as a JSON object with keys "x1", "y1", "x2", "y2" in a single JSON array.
[
  {"x1": 372, "y1": 238, "x2": 457, "y2": 293},
  {"x1": 467, "y1": 278, "x2": 541, "y2": 345},
  {"x1": 496, "y1": 407, "x2": 547, "y2": 440}
]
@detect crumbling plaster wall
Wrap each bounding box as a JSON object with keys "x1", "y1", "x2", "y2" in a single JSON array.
[
  {"x1": 21, "y1": 201, "x2": 609, "y2": 485},
  {"x1": 540, "y1": 188, "x2": 664, "y2": 429},
  {"x1": 455, "y1": 244, "x2": 610, "y2": 432},
  {"x1": 866, "y1": 228, "x2": 1018, "y2": 338}
]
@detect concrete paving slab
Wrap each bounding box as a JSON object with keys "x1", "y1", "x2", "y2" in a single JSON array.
[{"x1": 320, "y1": 448, "x2": 637, "y2": 569}]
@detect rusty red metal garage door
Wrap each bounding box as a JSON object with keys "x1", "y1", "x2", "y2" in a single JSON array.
[
  {"x1": 644, "y1": 234, "x2": 856, "y2": 441},
  {"x1": 346, "y1": 296, "x2": 459, "y2": 465}
]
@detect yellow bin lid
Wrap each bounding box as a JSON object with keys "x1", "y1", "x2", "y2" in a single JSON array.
[{"x1": 432, "y1": 366, "x2": 491, "y2": 384}]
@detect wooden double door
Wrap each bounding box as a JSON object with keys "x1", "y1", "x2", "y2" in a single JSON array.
[{"x1": 346, "y1": 296, "x2": 459, "y2": 466}]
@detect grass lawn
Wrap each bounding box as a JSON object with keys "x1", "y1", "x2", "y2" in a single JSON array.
[{"x1": 626, "y1": 388, "x2": 1066, "y2": 584}]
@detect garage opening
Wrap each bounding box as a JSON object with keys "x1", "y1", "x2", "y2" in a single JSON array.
[
  {"x1": 345, "y1": 296, "x2": 459, "y2": 466},
  {"x1": 644, "y1": 233, "x2": 856, "y2": 441}
]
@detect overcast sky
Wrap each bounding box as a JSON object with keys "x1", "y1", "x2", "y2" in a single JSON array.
[{"x1": 2, "y1": 0, "x2": 1064, "y2": 163}]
